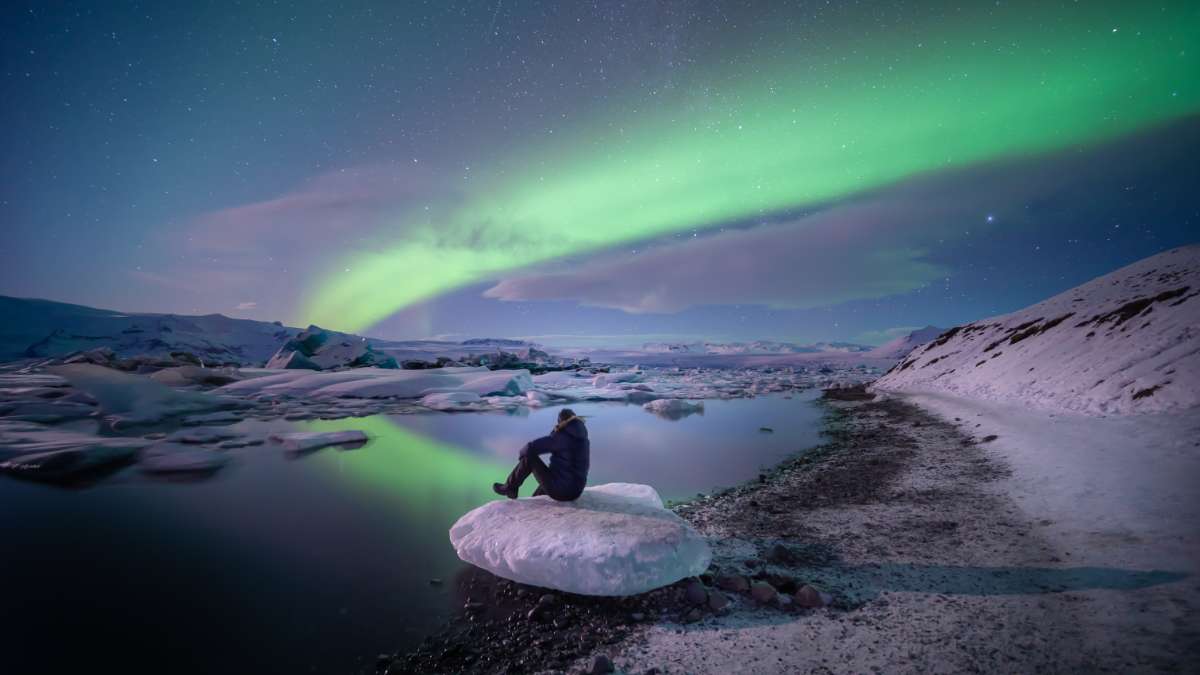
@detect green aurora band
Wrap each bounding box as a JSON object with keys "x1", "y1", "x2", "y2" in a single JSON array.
[{"x1": 303, "y1": 2, "x2": 1199, "y2": 331}]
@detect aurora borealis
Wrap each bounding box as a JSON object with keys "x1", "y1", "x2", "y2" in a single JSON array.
[
  {"x1": 306, "y1": 2, "x2": 1200, "y2": 331},
  {"x1": 3, "y1": 1, "x2": 1198, "y2": 345}
]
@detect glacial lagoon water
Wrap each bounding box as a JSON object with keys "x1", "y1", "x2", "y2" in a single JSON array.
[{"x1": 1, "y1": 392, "x2": 823, "y2": 674}]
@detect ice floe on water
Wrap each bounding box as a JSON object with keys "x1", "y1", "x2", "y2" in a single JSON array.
[
  {"x1": 0, "y1": 421, "x2": 147, "y2": 481},
  {"x1": 139, "y1": 442, "x2": 230, "y2": 475},
  {"x1": 49, "y1": 364, "x2": 247, "y2": 427},
  {"x1": 268, "y1": 430, "x2": 369, "y2": 454},
  {"x1": 642, "y1": 398, "x2": 705, "y2": 420}
]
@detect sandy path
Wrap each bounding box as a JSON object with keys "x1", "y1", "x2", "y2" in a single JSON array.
[{"x1": 601, "y1": 393, "x2": 1198, "y2": 674}]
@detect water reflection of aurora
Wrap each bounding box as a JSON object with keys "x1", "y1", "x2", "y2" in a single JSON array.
[{"x1": 299, "y1": 415, "x2": 509, "y2": 525}]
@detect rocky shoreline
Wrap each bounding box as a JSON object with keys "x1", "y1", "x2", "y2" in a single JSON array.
[{"x1": 373, "y1": 386, "x2": 1191, "y2": 674}]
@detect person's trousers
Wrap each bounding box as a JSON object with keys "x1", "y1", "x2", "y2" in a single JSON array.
[{"x1": 502, "y1": 452, "x2": 554, "y2": 497}]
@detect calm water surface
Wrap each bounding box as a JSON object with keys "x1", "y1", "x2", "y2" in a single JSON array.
[{"x1": 2, "y1": 392, "x2": 823, "y2": 674}]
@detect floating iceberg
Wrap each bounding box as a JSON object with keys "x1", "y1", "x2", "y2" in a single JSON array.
[
  {"x1": 139, "y1": 442, "x2": 230, "y2": 475},
  {"x1": 266, "y1": 325, "x2": 398, "y2": 370},
  {"x1": 269, "y1": 430, "x2": 368, "y2": 453},
  {"x1": 642, "y1": 398, "x2": 705, "y2": 420},
  {"x1": 419, "y1": 391, "x2": 483, "y2": 411},
  {"x1": 47, "y1": 364, "x2": 246, "y2": 427},
  {"x1": 591, "y1": 370, "x2": 642, "y2": 388},
  {"x1": 449, "y1": 482, "x2": 711, "y2": 596},
  {"x1": 0, "y1": 421, "x2": 149, "y2": 457},
  {"x1": 0, "y1": 422, "x2": 146, "y2": 480}
]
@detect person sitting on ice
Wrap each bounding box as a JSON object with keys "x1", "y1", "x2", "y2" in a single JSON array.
[{"x1": 492, "y1": 408, "x2": 590, "y2": 501}]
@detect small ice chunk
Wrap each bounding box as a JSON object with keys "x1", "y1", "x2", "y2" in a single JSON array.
[
  {"x1": 181, "y1": 410, "x2": 244, "y2": 426},
  {"x1": 139, "y1": 442, "x2": 230, "y2": 474},
  {"x1": 642, "y1": 398, "x2": 705, "y2": 420},
  {"x1": 0, "y1": 426, "x2": 143, "y2": 480},
  {"x1": 217, "y1": 437, "x2": 264, "y2": 449},
  {"x1": 3, "y1": 400, "x2": 97, "y2": 423},
  {"x1": 449, "y1": 482, "x2": 711, "y2": 596},
  {"x1": 167, "y1": 427, "x2": 242, "y2": 444},
  {"x1": 592, "y1": 370, "x2": 642, "y2": 388},
  {"x1": 269, "y1": 430, "x2": 368, "y2": 453},
  {"x1": 420, "y1": 391, "x2": 482, "y2": 411},
  {"x1": 0, "y1": 421, "x2": 150, "y2": 460}
]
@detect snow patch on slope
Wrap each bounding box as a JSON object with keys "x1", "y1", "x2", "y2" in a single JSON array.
[{"x1": 873, "y1": 246, "x2": 1200, "y2": 416}]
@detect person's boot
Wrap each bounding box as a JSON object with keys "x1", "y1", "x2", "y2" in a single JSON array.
[{"x1": 492, "y1": 482, "x2": 517, "y2": 499}]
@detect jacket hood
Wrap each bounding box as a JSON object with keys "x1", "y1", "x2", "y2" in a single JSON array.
[{"x1": 556, "y1": 416, "x2": 587, "y2": 439}]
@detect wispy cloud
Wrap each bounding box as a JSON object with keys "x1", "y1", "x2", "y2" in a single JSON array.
[{"x1": 483, "y1": 128, "x2": 1179, "y2": 315}]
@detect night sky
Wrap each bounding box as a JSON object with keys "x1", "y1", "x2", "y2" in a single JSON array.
[{"x1": 2, "y1": 1, "x2": 1197, "y2": 347}]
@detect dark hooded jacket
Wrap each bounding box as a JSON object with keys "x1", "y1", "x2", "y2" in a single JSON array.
[{"x1": 520, "y1": 416, "x2": 590, "y2": 500}]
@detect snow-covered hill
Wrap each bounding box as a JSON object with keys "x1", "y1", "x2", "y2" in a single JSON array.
[
  {"x1": 873, "y1": 246, "x2": 1200, "y2": 415},
  {"x1": 0, "y1": 296, "x2": 299, "y2": 364},
  {"x1": 867, "y1": 326, "x2": 945, "y2": 359}
]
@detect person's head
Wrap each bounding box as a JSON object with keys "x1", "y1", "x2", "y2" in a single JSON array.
[{"x1": 557, "y1": 408, "x2": 576, "y2": 424}]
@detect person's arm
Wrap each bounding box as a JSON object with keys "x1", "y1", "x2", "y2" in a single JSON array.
[{"x1": 519, "y1": 433, "x2": 563, "y2": 458}]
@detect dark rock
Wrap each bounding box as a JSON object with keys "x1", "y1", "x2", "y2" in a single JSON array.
[
  {"x1": 765, "y1": 573, "x2": 798, "y2": 594},
  {"x1": 765, "y1": 543, "x2": 797, "y2": 564},
  {"x1": 682, "y1": 608, "x2": 703, "y2": 623},
  {"x1": 750, "y1": 581, "x2": 778, "y2": 605},
  {"x1": 169, "y1": 351, "x2": 203, "y2": 366},
  {"x1": 716, "y1": 573, "x2": 749, "y2": 593},
  {"x1": 630, "y1": 612, "x2": 645, "y2": 621},
  {"x1": 707, "y1": 590, "x2": 730, "y2": 612},
  {"x1": 590, "y1": 654, "x2": 614, "y2": 674},
  {"x1": 684, "y1": 579, "x2": 707, "y2": 605},
  {"x1": 793, "y1": 584, "x2": 829, "y2": 608}
]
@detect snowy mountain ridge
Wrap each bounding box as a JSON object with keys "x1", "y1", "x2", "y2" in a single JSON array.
[
  {"x1": 0, "y1": 295, "x2": 540, "y2": 366},
  {"x1": 873, "y1": 246, "x2": 1200, "y2": 416}
]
